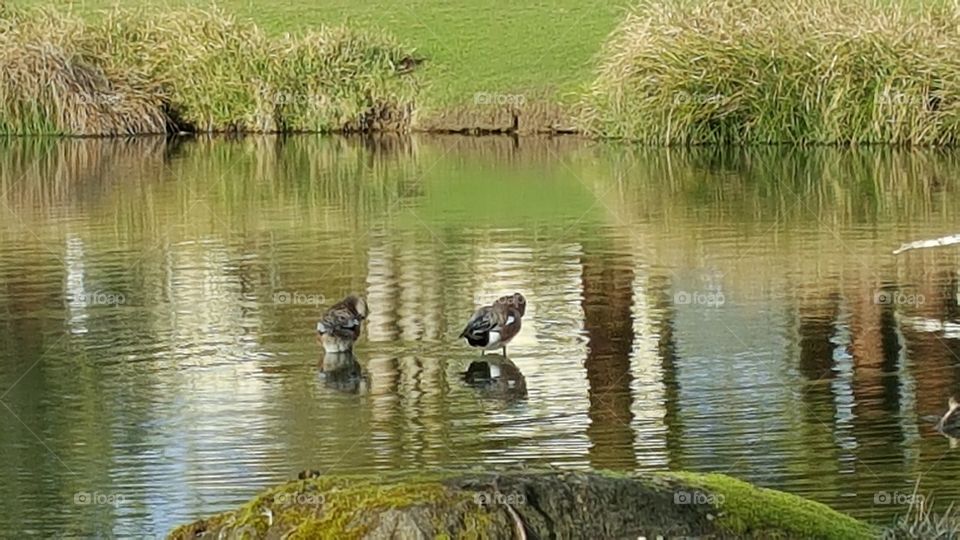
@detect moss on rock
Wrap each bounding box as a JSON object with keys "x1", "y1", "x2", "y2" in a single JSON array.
[
  {"x1": 168, "y1": 469, "x2": 878, "y2": 539},
  {"x1": 666, "y1": 472, "x2": 876, "y2": 539}
]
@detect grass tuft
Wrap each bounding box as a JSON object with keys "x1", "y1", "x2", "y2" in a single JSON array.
[
  {"x1": 580, "y1": 0, "x2": 960, "y2": 145},
  {"x1": 0, "y1": 5, "x2": 420, "y2": 135},
  {"x1": 883, "y1": 490, "x2": 960, "y2": 539}
]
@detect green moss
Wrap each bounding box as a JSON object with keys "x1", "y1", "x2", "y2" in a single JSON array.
[
  {"x1": 666, "y1": 472, "x2": 878, "y2": 540},
  {"x1": 170, "y1": 470, "x2": 877, "y2": 539},
  {"x1": 170, "y1": 474, "x2": 462, "y2": 539}
]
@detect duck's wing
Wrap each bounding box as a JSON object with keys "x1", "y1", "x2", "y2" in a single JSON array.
[{"x1": 459, "y1": 306, "x2": 500, "y2": 338}]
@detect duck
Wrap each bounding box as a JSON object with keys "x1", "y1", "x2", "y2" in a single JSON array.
[
  {"x1": 315, "y1": 294, "x2": 368, "y2": 353},
  {"x1": 936, "y1": 397, "x2": 960, "y2": 446},
  {"x1": 459, "y1": 292, "x2": 526, "y2": 357}
]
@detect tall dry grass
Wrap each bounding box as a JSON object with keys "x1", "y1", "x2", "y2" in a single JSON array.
[
  {"x1": 580, "y1": 0, "x2": 960, "y2": 145},
  {"x1": 0, "y1": 5, "x2": 419, "y2": 135}
]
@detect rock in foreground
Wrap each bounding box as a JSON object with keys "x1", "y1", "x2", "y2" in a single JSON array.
[{"x1": 169, "y1": 469, "x2": 877, "y2": 539}]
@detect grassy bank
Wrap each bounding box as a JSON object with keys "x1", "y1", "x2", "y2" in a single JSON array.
[
  {"x1": 9, "y1": 1, "x2": 960, "y2": 141},
  {"x1": 581, "y1": 0, "x2": 960, "y2": 145},
  {"x1": 0, "y1": 5, "x2": 419, "y2": 135},
  {"x1": 35, "y1": 0, "x2": 623, "y2": 108}
]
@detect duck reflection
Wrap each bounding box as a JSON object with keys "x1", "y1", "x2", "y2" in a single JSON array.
[
  {"x1": 318, "y1": 351, "x2": 368, "y2": 394},
  {"x1": 462, "y1": 354, "x2": 527, "y2": 400},
  {"x1": 936, "y1": 397, "x2": 960, "y2": 448}
]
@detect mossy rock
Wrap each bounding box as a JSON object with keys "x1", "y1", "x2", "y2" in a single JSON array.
[{"x1": 168, "y1": 470, "x2": 878, "y2": 539}]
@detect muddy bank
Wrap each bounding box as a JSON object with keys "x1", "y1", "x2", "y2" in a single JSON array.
[
  {"x1": 168, "y1": 469, "x2": 876, "y2": 539},
  {"x1": 415, "y1": 100, "x2": 577, "y2": 135}
]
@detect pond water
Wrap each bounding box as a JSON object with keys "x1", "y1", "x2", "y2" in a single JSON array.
[{"x1": 1, "y1": 135, "x2": 959, "y2": 537}]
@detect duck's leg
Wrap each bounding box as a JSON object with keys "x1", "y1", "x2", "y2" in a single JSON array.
[
  {"x1": 481, "y1": 350, "x2": 485, "y2": 356},
  {"x1": 502, "y1": 346, "x2": 507, "y2": 357}
]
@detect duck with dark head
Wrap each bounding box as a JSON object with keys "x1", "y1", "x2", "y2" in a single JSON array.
[
  {"x1": 459, "y1": 292, "x2": 526, "y2": 357},
  {"x1": 316, "y1": 294, "x2": 368, "y2": 353}
]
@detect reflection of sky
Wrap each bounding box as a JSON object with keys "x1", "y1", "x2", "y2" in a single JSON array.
[
  {"x1": 630, "y1": 261, "x2": 668, "y2": 468},
  {"x1": 65, "y1": 234, "x2": 89, "y2": 335},
  {"x1": 116, "y1": 240, "x2": 280, "y2": 537},
  {"x1": 671, "y1": 272, "x2": 793, "y2": 479},
  {"x1": 830, "y1": 302, "x2": 857, "y2": 458}
]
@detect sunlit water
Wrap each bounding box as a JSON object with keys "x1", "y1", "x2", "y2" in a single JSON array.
[{"x1": 1, "y1": 136, "x2": 959, "y2": 537}]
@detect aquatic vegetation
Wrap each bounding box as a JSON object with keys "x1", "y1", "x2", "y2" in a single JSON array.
[
  {"x1": 581, "y1": 0, "x2": 960, "y2": 145},
  {"x1": 0, "y1": 5, "x2": 420, "y2": 135}
]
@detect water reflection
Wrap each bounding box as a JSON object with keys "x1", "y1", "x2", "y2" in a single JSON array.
[
  {"x1": 1, "y1": 136, "x2": 960, "y2": 536},
  {"x1": 582, "y1": 240, "x2": 636, "y2": 471},
  {"x1": 462, "y1": 355, "x2": 528, "y2": 401},
  {"x1": 319, "y1": 352, "x2": 368, "y2": 394}
]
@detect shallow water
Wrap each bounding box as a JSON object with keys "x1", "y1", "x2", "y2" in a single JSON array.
[{"x1": 1, "y1": 135, "x2": 959, "y2": 537}]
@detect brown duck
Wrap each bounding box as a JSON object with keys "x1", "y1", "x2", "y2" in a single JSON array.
[
  {"x1": 316, "y1": 294, "x2": 368, "y2": 353},
  {"x1": 459, "y1": 293, "x2": 526, "y2": 356}
]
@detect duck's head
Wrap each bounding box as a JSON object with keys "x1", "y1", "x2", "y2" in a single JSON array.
[
  {"x1": 344, "y1": 294, "x2": 369, "y2": 319},
  {"x1": 497, "y1": 292, "x2": 526, "y2": 316}
]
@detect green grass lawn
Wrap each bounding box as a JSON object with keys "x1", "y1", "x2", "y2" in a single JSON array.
[{"x1": 35, "y1": 0, "x2": 625, "y2": 106}]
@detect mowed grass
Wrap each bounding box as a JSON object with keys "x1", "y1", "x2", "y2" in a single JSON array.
[{"x1": 34, "y1": 0, "x2": 625, "y2": 106}]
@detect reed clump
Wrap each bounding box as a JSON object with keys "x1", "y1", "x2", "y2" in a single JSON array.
[
  {"x1": 0, "y1": 5, "x2": 420, "y2": 135},
  {"x1": 580, "y1": 0, "x2": 960, "y2": 145}
]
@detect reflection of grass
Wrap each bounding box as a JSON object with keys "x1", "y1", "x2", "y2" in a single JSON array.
[
  {"x1": 414, "y1": 161, "x2": 600, "y2": 226},
  {"x1": 3, "y1": 138, "x2": 959, "y2": 238},
  {"x1": 0, "y1": 135, "x2": 423, "y2": 242},
  {"x1": 38, "y1": 0, "x2": 622, "y2": 106},
  {"x1": 402, "y1": 136, "x2": 601, "y2": 227},
  {"x1": 600, "y1": 146, "x2": 960, "y2": 224}
]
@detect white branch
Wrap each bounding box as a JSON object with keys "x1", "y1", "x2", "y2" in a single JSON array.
[{"x1": 893, "y1": 234, "x2": 960, "y2": 255}]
